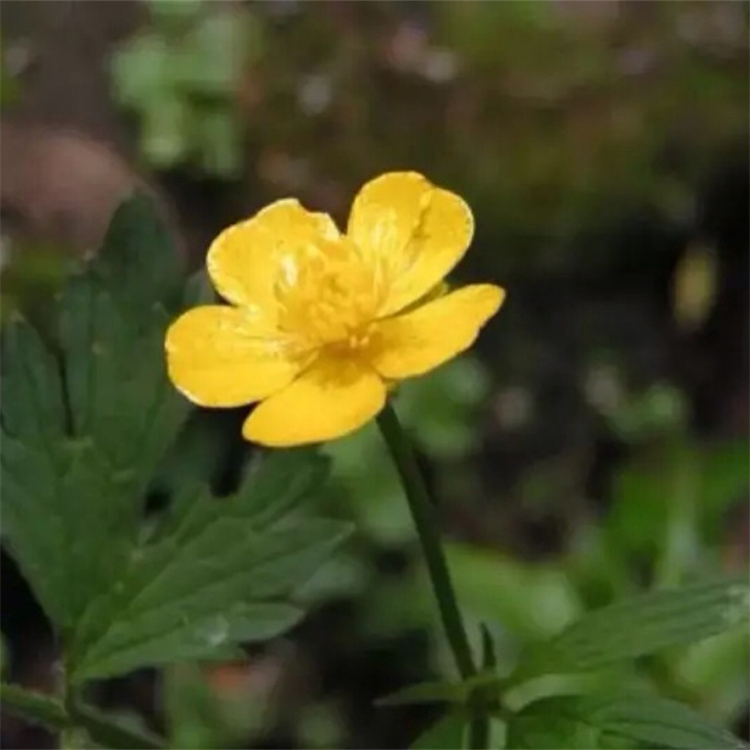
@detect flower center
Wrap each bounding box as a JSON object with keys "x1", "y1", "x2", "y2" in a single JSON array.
[{"x1": 273, "y1": 238, "x2": 385, "y2": 352}]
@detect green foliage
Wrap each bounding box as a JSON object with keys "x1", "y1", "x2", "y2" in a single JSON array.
[
  {"x1": 506, "y1": 691, "x2": 746, "y2": 749},
  {"x1": 1, "y1": 194, "x2": 348, "y2": 745},
  {"x1": 376, "y1": 679, "x2": 469, "y2": 708},
  {"x1": 447, "y1": 544, "x2": 582, "y2": 641},
  {"x1": 68, "y1": 451, "x2": 345, "y2": 682},
  {"x1": 0, "y1": 683, "x2": 164, "y2": 749},
  {"x1": 2, "y1": 196, "x2": 188, "y2": 635},
  {"x1": 0, "y1": 238, "x2": 71, "y2": 324},
  {"x1": 411, "y1": 711, "x2": 468, "y2": 749},
  {"x1": 520, "y1": 578, "x2": 749, "y2": 677},
  {"x1": 0, "y1": 684, "x2": 69, "y2": 732},
  {"x1": 111, "y1": 1, "x2": 261, "y2": 177},
  {"x1": 370, "y1": 579, "x2": 748, "y2": 748},
  {"x1": 606, "y1": 438, "x2": 749, "y2": 569}
]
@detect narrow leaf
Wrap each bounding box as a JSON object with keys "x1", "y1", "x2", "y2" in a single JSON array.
[
  {"x1": 520, "y1": 578, "x2": 749, "y2": 676},
  {"x1": 481, "y1": 623, "x2": 497, "y2": 671},
  {"x1": 376, "y1": 680, "x2": 467, "y2": 707},
  {"x1": 411, "y1": 711, "x2": 468, "y2": 749},
  {"x1": 506, "y1": 691, "x2": 746, "y2": 749},
  {"x1": 72, "y1": 702, "x2": 165, "y2": 749},
  {"x1": 0, "y1": 683, "x2": 68, "y2": 731}
]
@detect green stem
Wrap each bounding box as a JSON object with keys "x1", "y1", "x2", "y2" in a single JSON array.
[
  {"x1": 377, "y1": 403, "x2": 475, "y2": 679},
  {"x1": 468, "y1": 716, "x2": 490, "y2": 748},
  {"x1": 377, "y1": 403, "x2": 489, "y2": 748}
]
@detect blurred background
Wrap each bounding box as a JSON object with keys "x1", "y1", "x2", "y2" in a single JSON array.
[{"x1": 1, "y1": 1, "x2": 748, "y2": 748}]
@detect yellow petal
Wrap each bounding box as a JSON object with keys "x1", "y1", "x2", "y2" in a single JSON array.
[
  {"x1": 369, "y1": 284, "x2": 505, "y2": 379},
  {"x1": 243, "y1": 357, "x2": 386, "y2": 446},
  {"x1": 165, "y1": 306, "x2": 302, "y2": 408},
  {"x1": 207, "y1": 199, "x2": 340, "y2": 316},
  {"x1": 347, "y1": 172, "x2": 473, "y2": 315}
]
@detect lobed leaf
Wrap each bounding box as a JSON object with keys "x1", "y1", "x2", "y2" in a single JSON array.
[
  {"x1": 68, "y1": 449, "x2": 349, "y2": 682},
  {"x1": 1, "y1": 194, "x2": 350, "y2": 688},
  {"x1": 1, "y1": 194, "x2": 188, "y2": 635}
]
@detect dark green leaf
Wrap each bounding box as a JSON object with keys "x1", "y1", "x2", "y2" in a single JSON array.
[
  {"x1": 481, "y1": 623, "x2": 498, "y2": 671},
  {"x1": 89, "y1": 192, "x2": 183, "y2": 319},
  {"x1": 376, "y1": 679, "x2": 466, "y2": 708},
  {"x1": 606, "y1": 439, "x2": 749, "y2": 562},
  {"x1": 0, "y1": 683, "x2": 68, "y2": 731},
  {"x1": 0, "y1": 320, "x2": 145, "y2": 630},
  {"x1": 520, "y1": 578, "x2": 749, "y2": 676},
  {"x1": 72, "y1": 702, "x2": 165, "y2": 749},
  {"x1": 445, "y1": 543, "x2": 582, "y2": 640},
  {"x1": 411, "y1": 711, "x2": 468, "y2": 749},
  {"x1": 2, "y1": 434, "x2": 148, "y2": 633},
  {"x1": 0, "y1": 315, "x2": 66, "y2": 442},
  {"x1": 60, "y1": 194, "x2": 188, "y2": 484},
  {"x1": 69, "y1": 449, "x2": 349, "y2": 681},
  {"x1": 506, "y1": 691, "x2": 746, "y2": 749},
  {"x1": 1, "y1": 195, "x2": 188, "y2": 634},
  {"x1": 182, "y1": 269, "x2": 215, "y2": 307}
]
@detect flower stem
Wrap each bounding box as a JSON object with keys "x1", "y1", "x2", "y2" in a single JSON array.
[
  {"x1": 376, "y1": 402, "x2": 476, "y2": 680},
  {"x1": 377, "y1": 403, "x2": 490, "y2": 748}
]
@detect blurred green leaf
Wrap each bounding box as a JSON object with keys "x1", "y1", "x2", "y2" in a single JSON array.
[
  {"x1": 141, "y1": 97, "x2": 192, "y2": 169},
  {"x1": 506, "y1": 690, "x2": 746, "y2": 749},
  {"x1": 446, "y1": 543, "x2": 582, "y2": 640},
  {"x1": 293, "y1": 549, "x2": 370, "y2": 606},
  {"x1": 0, "y1": 683, "x2": 69, "y2": 732},
  {"x1": 400, "y1": 357, "x2": 491, "y2": 460},
  {"x1": 69, "y1": 449, "x2": 348, "y2": 681},
  {"x1": 481, "y1": 623, "x2": 498, "y2": 671},
  {"x1": 607, "y1": 439, "x2": 749, "y2": 566},
  {"x1": 194, "y1": 108, "x2": 243, "y2": 179},
  {"x1": 698, "y1": 439, "x2": 750, "y2": 537},
  {"x1": 71, "y1": 702, "x2": 165, "y2": 750},
  {"x1": 411, "y1": 711, "x2": 468, "y2": 749},
  {"x1": 325, "y1": 423, "x2": 414, "y2": 545},
  {"x1": 112, "y1": 34, "x2": 172, "y2": 107},
  {"x1": 673, "y1": 626, "x2": 750, "y2": 722},
  {"x1": 605, "y1": 384, "x2": 688, "y2": 442},
  {"x1": 520, "y1": 578, "x2": 749, "y2": 677},
  {"x1": 1, "y1": 683, "x2": 165, "y2": 749},
  {"x1": 376, "y1": 679, "x2": 467, "y2": 708},
  {"x1": 148, "y1": 0, "x2": 204, "y2": 30},
  {"x1": 184, "y1": 12, "x2": 249, "y2": 96},
  {"x1": 112, "y1": 5, "x2": 257, "y2": 178}
]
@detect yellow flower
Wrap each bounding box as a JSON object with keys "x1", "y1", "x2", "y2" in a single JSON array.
[{"x1": 165, "y1": 172, "x2": 505, "y2": 446}]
